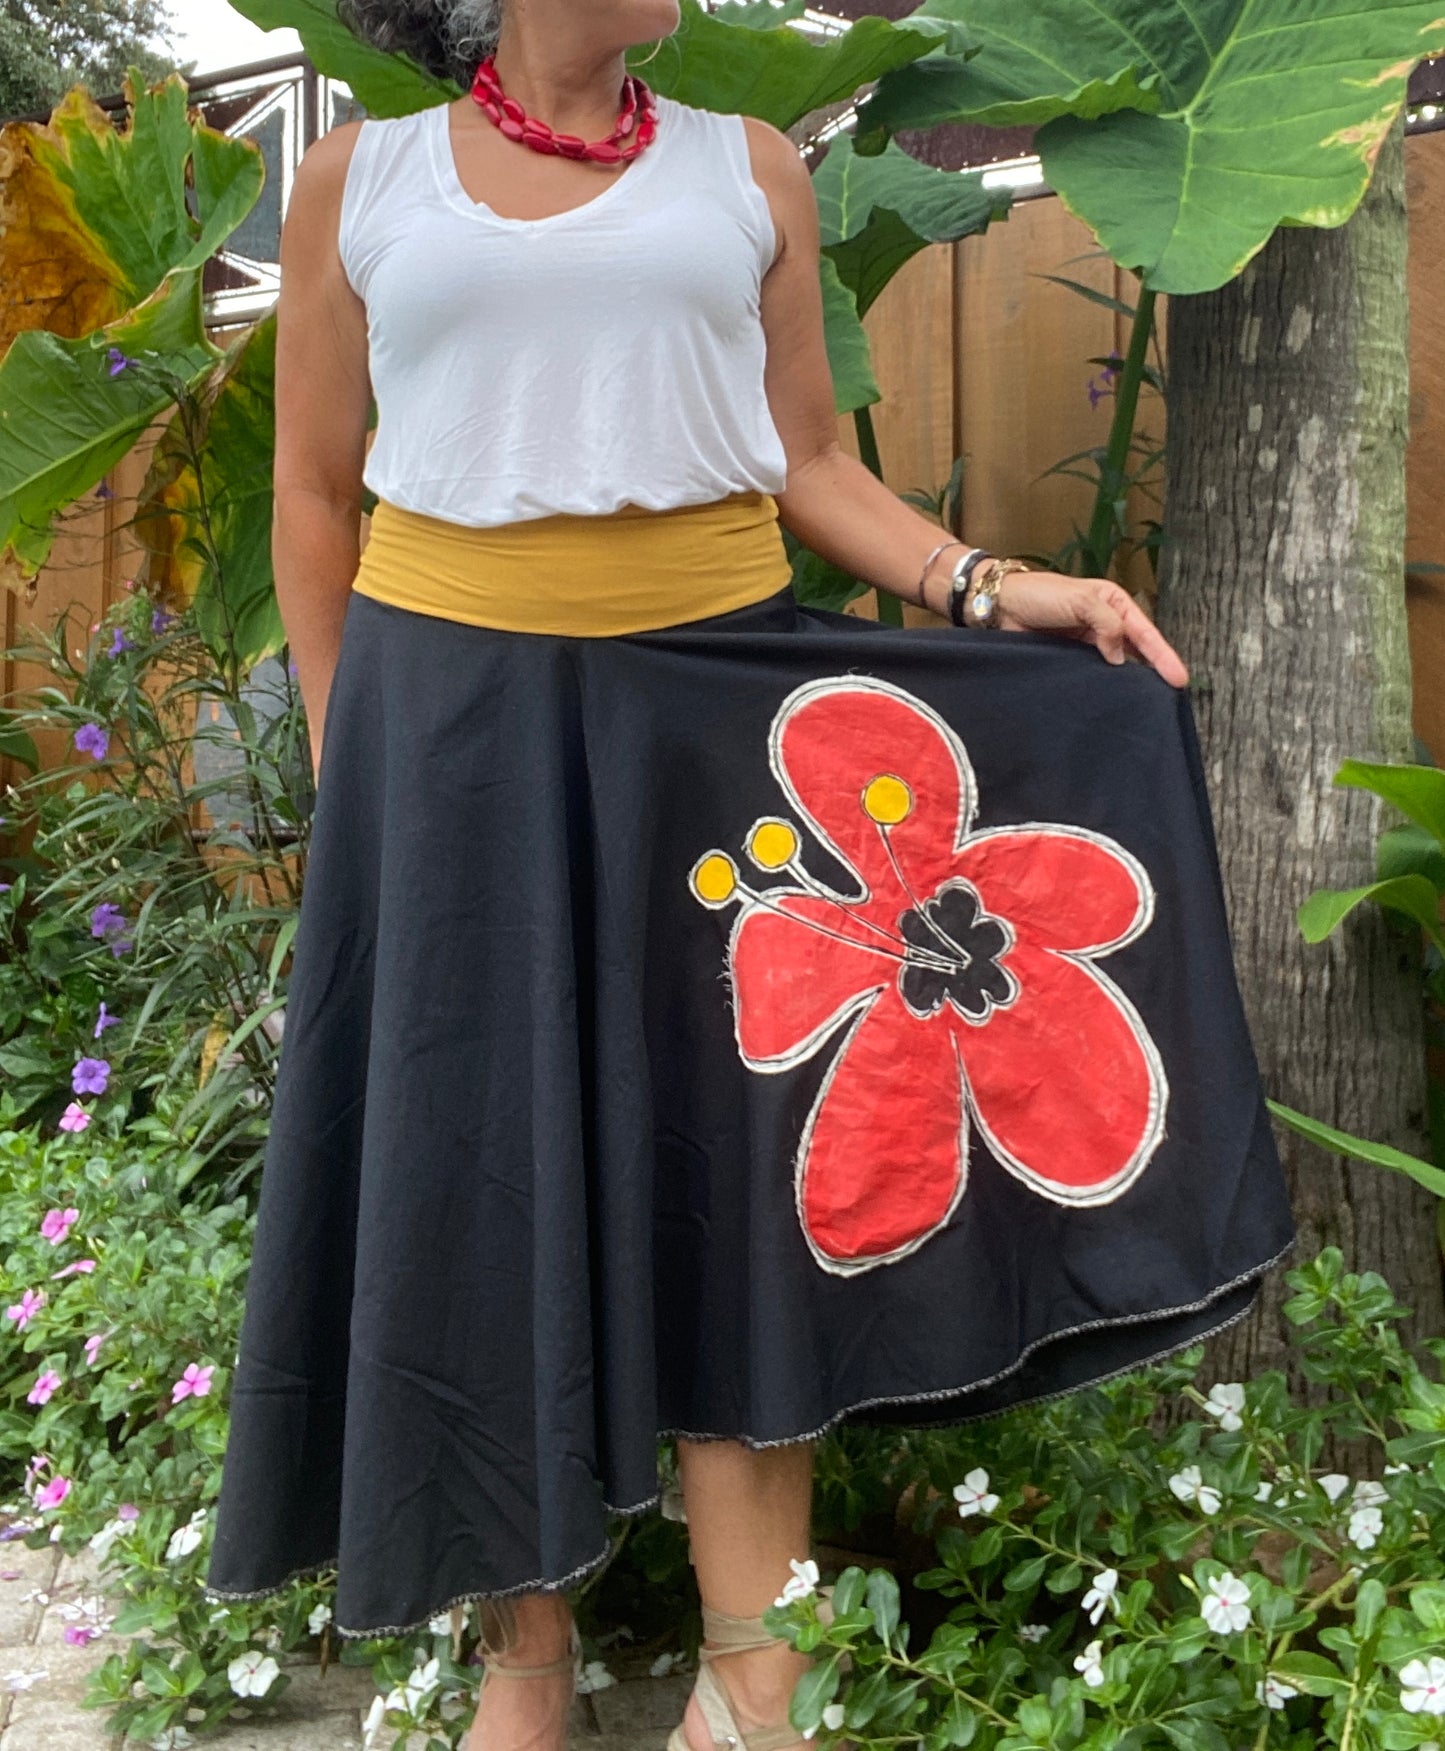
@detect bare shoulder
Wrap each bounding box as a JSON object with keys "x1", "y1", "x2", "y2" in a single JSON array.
[
  {"x1": 287, "y1": 117, "x2": 369, "y2": 223},
  {"x1": 737, "y1": 114, "x2": 813, "y2": 267}
]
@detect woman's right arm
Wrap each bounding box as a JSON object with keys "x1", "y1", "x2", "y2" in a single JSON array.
[{"x1": 272, "y1": 120, "x2": 374, "y2": 783}]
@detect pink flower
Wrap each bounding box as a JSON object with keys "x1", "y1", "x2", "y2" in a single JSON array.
[
  {"x1": 171, "y1": 1363, "x2": 214, "y2": 1403},
  {"x1": 83, "y1": 1334, "x2": 105, "y2": 1366},
  {"x1": 116, "y1": 1504, "x2": 138, "y2": 1521},
  {"x1": 6, "y1": 1289, "x2": 45, "y2": 1330},
  {"x1": 50, "y1": 1260, "x2": 96, "y2": 1280},
  {"x1": 34, "y1": 1475, "x2": 70, "y2": 1510},
  {"x1": 63, "y1": 1625, "x2": 99, "y2": 1646},
  {"x1": 27, "y1": 1371, "x2": 61, "y2": 1406},
  {"x1": 39, "y1": 1208, "x2": 79, "y2": 1244},
  {"x1": 58, "y1": 1103, "x2": 90, "y2": 1134}
]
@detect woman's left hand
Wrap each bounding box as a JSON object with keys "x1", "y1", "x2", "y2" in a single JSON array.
[{"x1": 991, "y1": 569, "x2": 1190, "y2": 690}]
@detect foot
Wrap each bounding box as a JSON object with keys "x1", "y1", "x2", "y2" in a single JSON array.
[
  {"x1": 464, "y1": 1599, "x2": 576, "y2": 1751},
  {"x1": 680, "y1": 1636, "x2": 817, "y2": 1751}
]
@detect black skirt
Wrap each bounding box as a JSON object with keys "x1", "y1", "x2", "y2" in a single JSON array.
[{"x1": 202, "y1": 584, "x2": 1294, "y2": 1639}]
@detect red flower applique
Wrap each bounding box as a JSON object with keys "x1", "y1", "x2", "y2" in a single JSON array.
[{"x1": 688, "y1": 676, "x2": 1169, "y2": 1277}]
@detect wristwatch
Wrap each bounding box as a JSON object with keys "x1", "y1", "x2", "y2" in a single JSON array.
[{"x1": 958, "y1": 556, "x2": 1029, "y2": 629}]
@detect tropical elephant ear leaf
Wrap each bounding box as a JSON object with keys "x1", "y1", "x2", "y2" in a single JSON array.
[
  {"x1": 861, "y1": 0, "x2": 1445, "y2": 294},
  {"x1": 226, "y1": 0, "x2": 462, "y2": 112},
  {"x1": 0, "y1": 70, "x2": 263, "y2": 594}
]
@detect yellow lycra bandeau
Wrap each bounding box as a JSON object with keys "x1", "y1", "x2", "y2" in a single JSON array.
[{"x1": 350, "y1": 490, "x2": 794, "y2": 636}]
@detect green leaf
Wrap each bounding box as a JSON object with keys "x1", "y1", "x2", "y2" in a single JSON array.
[
  {"x1": 1003, "y1": 1554, "x2": 1048, "y2": 1594},
  {"x1": 1297, "y1": 874, "x2": 1445, "y2": 953},
  {"x1": 818, "y1": 254, "x2": 880, "y2": 416},
  {"x1": 1376, "y1": 823, "x2": 1445, "y2": 891},
  {"x1": 813, "y1": 132, "x2": 1011, "y2": 318},
  {"x1": 830, "y1": 1565, "x2": 867, "y2": 1618},
  {"x1": 788, "y1": 1654, "x2": 842, "y2": 1736},
  {"x1": 857, "y1": 0, "x2": 1445, "y2": 292},
  {"x1": 865, "y1": 1568, "x2": 901, "y2": 1646},
  {"x1": 1356, "y1": 1578, "x2": 1387, "y2": 1642},
  {"x1": 225, "y1": 0, "x2": 458, "y2": 111},
  {"x1": 1266, "y1": 1099, "x2": 1445, "y2": 1199},
  {"x1": 1409, "y1": 1582, "x2": 1445, "y2": 1634},
  {"x1": 1271, "y1": 1651, "x2": 1350, "y2": 1697},
  {"x1": 1335, "y1": 758, "x2": 1445, "y2": 849}
]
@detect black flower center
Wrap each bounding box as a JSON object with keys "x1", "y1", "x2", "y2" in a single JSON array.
[{"x1": 897, "y1": 880, "x2": 1014, "y2": 1021}]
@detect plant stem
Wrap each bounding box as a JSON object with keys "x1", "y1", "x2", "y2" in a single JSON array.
[{"x1": 1083, "y1": 283, "x2": 1156, "y2": 578}]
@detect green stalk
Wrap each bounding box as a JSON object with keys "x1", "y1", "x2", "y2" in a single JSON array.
[
  {"x1": 853, "y1": 404, "x2": 904, "y2": 625},
  {"x1": 1083, "y1": 285, "x2": 1156, "y2": 578}
]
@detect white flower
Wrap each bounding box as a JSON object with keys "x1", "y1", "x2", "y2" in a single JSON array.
[
  {"x1": 802, "y1": 1701, "x2": 848, "y2": 1738},
  {"x1": 1203, "y1": 1383, "x2": 1246, "y2": 1432},
  {"x1": 403, "y1": 1655, "x2": 440, "y2": 1712},
  {"x1": 576, "y1": 1658, "x2": 617, "y2": 1694},
  {"x1": 1019, "y1": 1623, "x2": 1048, "y2": 1644},
  {"x1": 1384, "y1": 1462, "x2": 1411, "y2": 1476},
  {"x1": 261, "y1": 1624, "x2": 284, "y2": 1651},
  {"x1": 1081, "y1": 1569, "x2": 1120, "y2": 1626},
  {"x1": 427, "y1": 1610, "x2": 454, "y2": 1635},
  {"x1": 165, "y1": 1508, "x2": 208, "y2": 1562},
  {"x1": 650, "y1": 1651, "x2": 682, "y2": 1676},
  {"x1": 1254, "y1": 1480, "x2": 1274, "y2": 1502},
  {"x1": 1073, "y1": 1640, "x2": 1106, "y2": 1688},
  {"x1": 362, "y1": 1695, "x2": 388, "y2": 1751},
  {"x1": 1347, "y1": 1506, "x2": 1383, "y2": 1550},
  {"x1": 1168, "y1": 1466, "x2": 1222, "y2": 1516},
  {"x1": 1317, "y1": 1473, "x2": 1351, "y2": 1504},
  {"x1": 3, "y1": 1668, "x2": 48, "y2": 1692},
  {"x1": 952, "y1": 1468, "x2": 1000, "y2": 1519},
  {"x1": 1200, "y1": 1572, "x2": 1252, "y2": 1635},
  {"x1": 1401, "y1": 1657, "x2": 1445, "y2": 1715},
  {"x1": 774, "y1": 1556, "x2": 820, "y2": 1608},
  {"x1": 149, "y1": 1730, "x2": 195, "y2": 1750},
  {"x1": 1352, "y1": 1480, "x2": 1388, "y2": 1510},
  {"x1": 88, "y1": 1514, "x2": 137, "y2": 1561},
  {"x1": 1257, "y1": 1675, "x2": 1299, "y2": 1710},
  {"x1": 308, "y1": 1601, "x2": 334, "y2": 1635},
  {"x1": 227, "y1": 1650, "x2": 280, "y2": 1698}
]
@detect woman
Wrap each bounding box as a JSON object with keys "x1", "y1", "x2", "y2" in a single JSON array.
[{"x1": 201, "y1": 0, "x2": 1296, "y2": 1746}]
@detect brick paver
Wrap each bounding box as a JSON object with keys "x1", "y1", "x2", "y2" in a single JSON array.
[{"x1": 0, "y1": 1541, "x2": 682, "y2": 1749}]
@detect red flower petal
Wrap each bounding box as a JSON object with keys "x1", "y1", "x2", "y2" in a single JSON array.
[
  {"x1": 951, "y1": 940, "x2": 1165, "y2": 1202},
  {"x1": 798, "y1": 985, "x2": 967, "y2": 1270},
  {"x1": 731, "y1": 894, "x2": 893, "y2": 1065},
  {"x1": 955, "y1": 827, "x2": 1150, "y2": 952},
  {"x1": 775, "y1": 680, "x2": 975, "y2": 920}
]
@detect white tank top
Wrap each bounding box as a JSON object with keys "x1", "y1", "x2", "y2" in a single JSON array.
[{"x1": 336, "y1": 93, "x2": 790, "y2": 527}]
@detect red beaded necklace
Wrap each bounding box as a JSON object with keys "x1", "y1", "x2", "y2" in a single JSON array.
[{"x1": 468, "y1": 54, "x2": 658, "y2": 163}]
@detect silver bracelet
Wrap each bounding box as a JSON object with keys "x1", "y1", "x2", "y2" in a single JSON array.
[{"x1": 916, "y1": 539, "x2": 968, "y2": 611}]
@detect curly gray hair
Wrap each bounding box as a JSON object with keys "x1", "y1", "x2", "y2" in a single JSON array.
[{"x1": 334, "y1": 0, "x2": 503, "y2": 90}]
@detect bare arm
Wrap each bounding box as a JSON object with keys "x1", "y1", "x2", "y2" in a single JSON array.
[
  {"x1": 741, "y1": 118, "x2": 1188, "y2": 687},
  {"x1": 272, "y1": 119, "x2": 374, "y2": 779}
]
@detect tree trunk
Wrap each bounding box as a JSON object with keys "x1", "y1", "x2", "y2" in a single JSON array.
[{"x1": 1155, "y1": 110, "x2": 1445, "y2": 1370}]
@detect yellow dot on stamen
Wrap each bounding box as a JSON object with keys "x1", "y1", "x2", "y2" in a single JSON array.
[
  {"x1": 690, "y1": 852, "x2": 739, "y2": 906},
  {"x1": 746, "y1": 820, "x2": 798, "y2": 870},
  {"x1": 863, "y1": 774, "x2": 912, "y2": 825}
]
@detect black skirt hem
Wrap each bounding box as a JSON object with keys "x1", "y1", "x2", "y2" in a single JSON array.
[{"x1": 200, "y1": 1240, "x2": 1290, "y2": 1642}]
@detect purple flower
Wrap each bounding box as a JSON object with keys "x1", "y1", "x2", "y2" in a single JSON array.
[
  {"x1": 27, "y1": 1370, "x2": 61, "y2": 1406},
  {"x1": 73, "y1": 723, "x2": 109, "y2": 761},
  {"x1": 106, "y1": 347, "x2": 131, "y2": 377},
  {"x1": 71, "y1": 1058, "x2": 109, "y2": 1097},
  {"x1": 6, "y1": 1289, "x2": 45, "y2": 1329},
  {"x1": 91, "y1": 903, "x2": 124, "y2": 938},
  {"x1": 0, "y1": 884, "x2": 11, "y2": 894},
  {"x1": 151, "y1": 607, "x2": 174, "y2": 635},
  {"x1": 107, "y1": 935, "x2": 132, "y2": 958},
  {"x1": 106, "y1": 627, "x2": 134, "y2": 658},
  {"x1": 58, "y1": 1102, "x2": 90, "y2": 1133},
  {"x1": 171, "y1": 1363, "x2": 214, "y2": 1404},
  {"x1": 93, "y1": 1001, "x2": 119, "y2": 1039},
  {"x1": 94, "y1": 482, "x2": 114, "y2": 501},
  {"x1": 39, "y1": 1207, "x2": 79, "y2": 1244}
]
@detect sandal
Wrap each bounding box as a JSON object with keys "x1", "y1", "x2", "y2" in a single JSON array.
[{"x1": 666, "y1": 1588, "x2": 841, "y2": 1751}]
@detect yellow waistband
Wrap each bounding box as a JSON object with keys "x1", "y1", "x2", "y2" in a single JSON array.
[{"x1": 350, "y1": 491, "x2": 794, "y2": 636}]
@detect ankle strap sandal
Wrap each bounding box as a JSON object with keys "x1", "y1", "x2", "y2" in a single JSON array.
[
  {"x1": 471, "y1": 1596, "x2": 584, "y2": 1687},
  {"x1": 666, "y1": 1587, "x2": 844, "y2": 1751}
]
